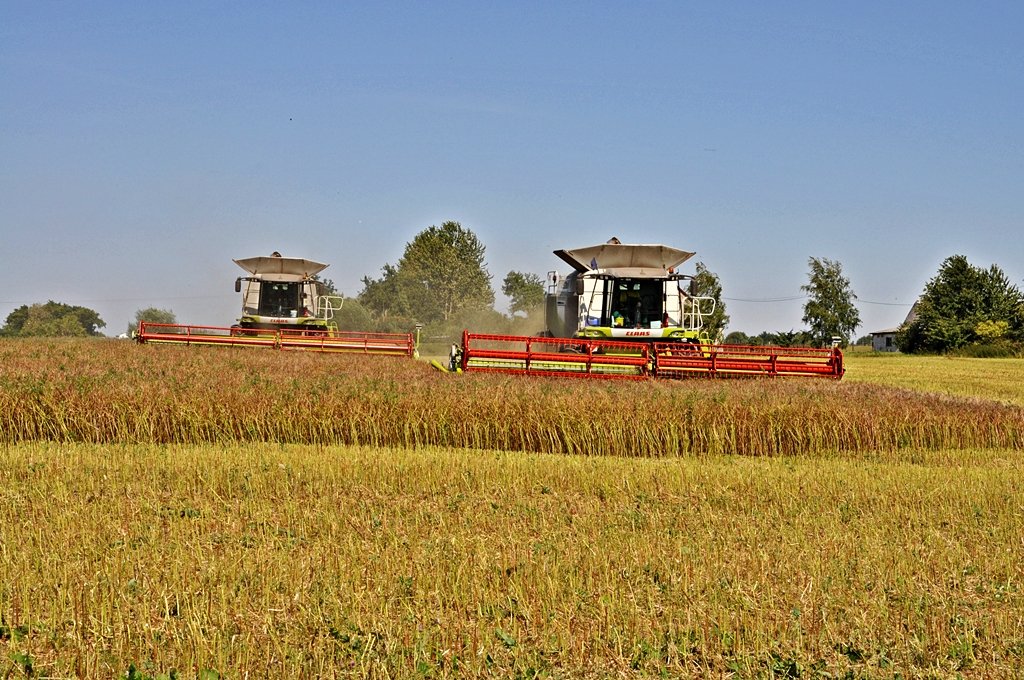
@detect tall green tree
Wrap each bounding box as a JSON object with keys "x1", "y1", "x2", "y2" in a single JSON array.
[
  {"x1": 129, "y1": 307, "x2": 176, "y2": 334},
  {"x1": 334, "y1": 298, "x2": 375, "y2": 332},
  {"x1": 1, "y1": 301, "x2": 105, "y2": 337},
  {"x1": 800, "y1": 257, "x2": 860, "y2": 346},
  {"x1": 896, "y1": 255, "x2": 1024, "y2": 353},
  {"x1": 359, "y1": 222, "x2": 494, "y2": 324},
  {"x1": 502, "y1": 271, "x2": 545, "y2": 317},
  {"x1": 312, "y1": 275, "x2": 338, "y2": 295},
  {"x1": 690, "y1": 262, "x2": 729, "y2": 341},
  {"x1": 359, "y1": 264, "x2": 408, "y2": 320}
]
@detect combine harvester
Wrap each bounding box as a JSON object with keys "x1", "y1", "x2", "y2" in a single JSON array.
[
  {"x1": 450, "y1": 239, "x2": 844, "y2": 380},
  {"x1": 135, "y1": 253, "x2": 417, "y2": 357}
]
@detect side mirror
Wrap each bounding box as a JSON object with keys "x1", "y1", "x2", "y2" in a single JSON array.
[
  {"x1": 234, "y1": 278, "x2": 242, "y2": 293},
  {"x1": 575, "y1": 278, "x2": 585, "y2": 296}
]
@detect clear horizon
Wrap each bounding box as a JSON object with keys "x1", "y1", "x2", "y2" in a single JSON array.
[{"x1": 3, "y1": 2, "x2": 1022, "y2": 336}]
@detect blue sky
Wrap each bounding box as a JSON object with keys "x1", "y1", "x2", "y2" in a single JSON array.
[{"x1": 2, "y1": 1, "x2": 1022, "y2": 336}]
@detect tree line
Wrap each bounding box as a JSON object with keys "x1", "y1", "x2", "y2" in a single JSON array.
[
  {"x1": 0, "y1": 301, "x2": 106, "y2": 338},
  {"x1": 895, "y1": 255, "x2": 1024, "y2": 355},
  {"x1": 4, "y1": 222, "x2": 1022, "y2": 356}
]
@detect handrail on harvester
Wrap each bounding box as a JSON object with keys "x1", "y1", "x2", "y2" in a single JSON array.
[
  {"x1": 135, "y1": 322, "x2": 416, "y2": 357},
  {"x1": 459, "y1": 331, "x2": 843, "y2": 380}
]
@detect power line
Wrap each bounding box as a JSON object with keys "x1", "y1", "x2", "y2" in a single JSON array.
[
  {"x1": 723, "y1": 295, "x2": 912, "y2": 307},
  {"x1": 857, "y1": 299, "x2": 914, "y2": 307}
]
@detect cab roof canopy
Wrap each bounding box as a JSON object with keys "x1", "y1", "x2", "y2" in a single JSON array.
[
  {"x1": 554, "y1": 240, "x2": 695, "y2": 278},
  {"x1": 234, "y1": 254, "x2": 329, "y2": 282}
]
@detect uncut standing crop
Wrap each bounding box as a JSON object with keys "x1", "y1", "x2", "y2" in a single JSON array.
[{"x1": 0, "y1": 339, "x2": 1021, "y2": 455}]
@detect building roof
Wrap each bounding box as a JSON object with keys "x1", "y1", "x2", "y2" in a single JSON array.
[{"x1": 871, "y1": 300, "x2": 920, "y2": 336}]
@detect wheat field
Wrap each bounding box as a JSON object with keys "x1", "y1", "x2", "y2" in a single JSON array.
[{"x1": 1, "y1": 339, "x2": 1022, "y2": 678}]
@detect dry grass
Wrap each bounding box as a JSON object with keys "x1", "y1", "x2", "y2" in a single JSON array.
[
  {"x1": 2, "y1": 338, "x2": 1024, "y2": 678},
  {"x1": 2, "y1": 443, "x2": 1022, "y2": 678},
  {"x1": 845, "y1": 351, "x2": 1024, "y2": 406}
]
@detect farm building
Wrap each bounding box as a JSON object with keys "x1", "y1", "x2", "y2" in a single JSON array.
[
  {"x1": 869, "y1": 302, "x2": 919, "y2": 353},
  {"x1": 870, "y1": 327, "x2": 900, "y2": 352}
]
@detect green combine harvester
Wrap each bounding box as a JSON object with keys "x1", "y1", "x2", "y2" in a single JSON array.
[
  {"x1": 543, "y1": 238, "x2": 715, "y2": 346},
  {"x1": 135, "y1": 252, "x2": 416, "y2": 356}
]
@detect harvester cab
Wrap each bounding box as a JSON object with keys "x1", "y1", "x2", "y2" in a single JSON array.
[
  {"x1": 544, "y1": 239, "x2": 716, "y2": 345},
  {"x1": 233, "y1": 253, "x2": 344, "y2": 333}
]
